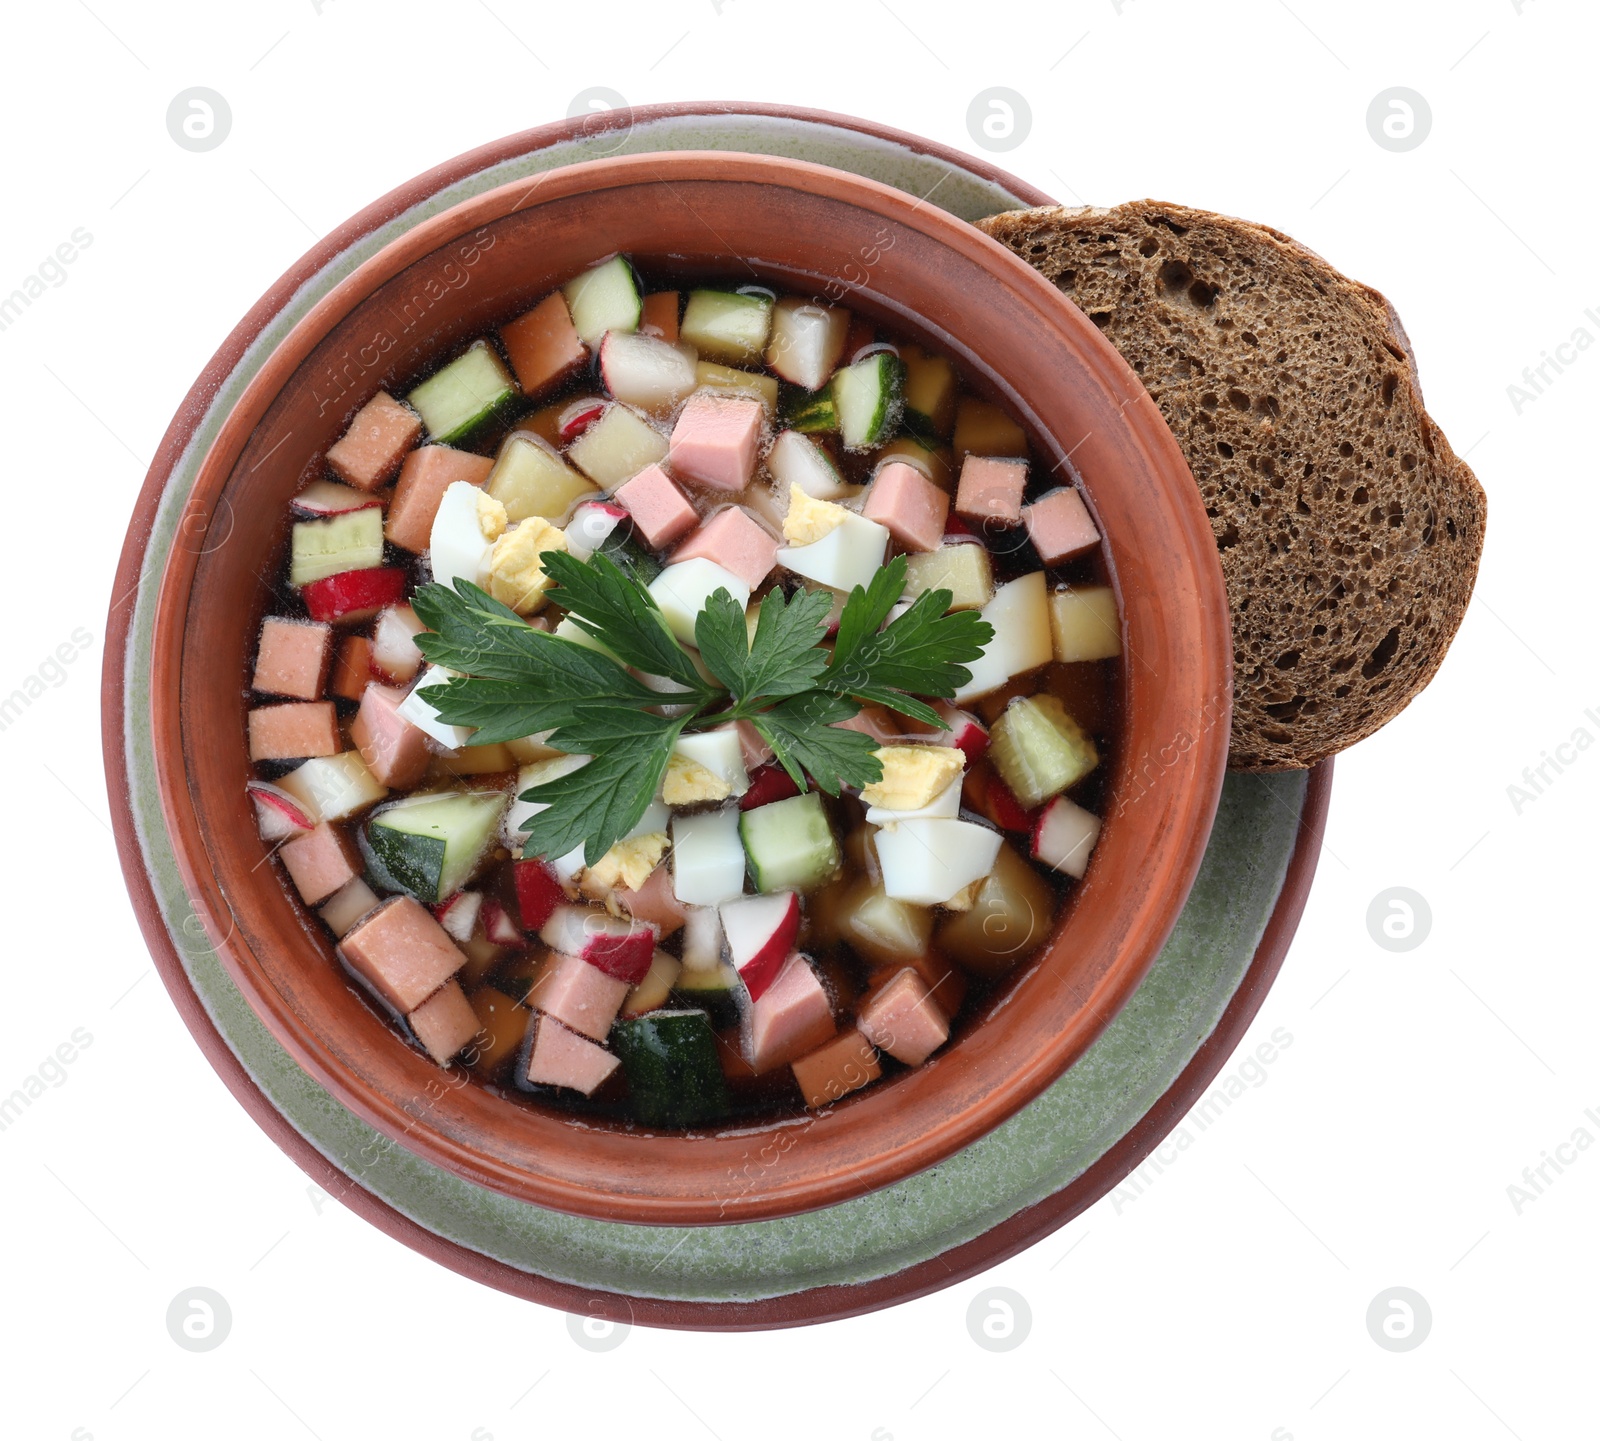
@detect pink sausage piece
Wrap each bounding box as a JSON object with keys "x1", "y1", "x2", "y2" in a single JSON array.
[
  {"x1": 526, "y1": 950, "x2": 629, "y2": 1043},
  {"x1": 252, "y1": 617, "x2": 332, "y2": 700},
  {"x1": 1023, "y1": 486, "x2": 1101, "y2": 565},
  {"x1": 325, "y1": 391, "x2": 422, "y2": 492},
  {"x1": 955, "y1": 455, "x2": 1028, "y2": 525},
  {"x1": 408, "y1": 979, "x2": 480, "y2": 1065},
  {"x1": 523, "y1": 1013, "x2": 621, "y2": 1096},
  {"x1": 340, "y1": 896, "x2": 466, "y2": 1014},
  {"x1": 386, "y1": 445, "x2": 494, "y2": 552},
  {"x1": 278, "y1": 821, "x2": 360, "y2": 906},
  {"x1": 863, "y1": 462, "x2": 950, "y2": 553},
  {"x1": 668, "y1": 393, "x2": 763, "y2": 492},
  {"x1": 669, "y1": 505, "x2": 778, "y2": 590},
  {"x1": 614, "y1": 463, "x2": 699, "y2": 549},
  {"x1": 350, "y1": 682, "x2": 431, "y2": 789},
  {"x1": 857, "y1": 967, "x2": 949, "y2": 1067},
  {"x1": 248, "y1": 701, "x2": 341, "y2": 762},
  {"x1": 743, "y1": 953, "x2": 835, "y2": 1075},
  {"x1": 614, "y1": 865, "x2": 689, "y2": 939}
]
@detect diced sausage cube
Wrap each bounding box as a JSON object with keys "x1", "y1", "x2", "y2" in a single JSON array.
[
  {"x1": 331, "y1": 635, "x2": 374, "y2": 702},
  {"x1": 668, "y1": 393, "x2": 763, "y2": 492},
  {"x1": 792, "y1": 1028, "x2": 882, "y2": 1108},
  {"x1": 252, "y1": 617, "x2": 332, "y2": 700},
  {"x1": 325, "y1": 391, "x2": 422, "y2": 491},
  {"x1": 742, "y1": 953, "x2": 835, "y2": 1075},
  {"x1": 640, "y1": 291, "x2": 680, "y2": 342},
  {"x1": 1023, "y1": 486, "x2": 1101, "y2": 564},
  {"x1": 867, "y1": 951, "x2": 967, "y2": 1025},
  {"x1": 385, "y1": 445, "x2": 494, "y2": 552},
  {"x1": 862, "y1": 462, "x2": 950, "y2": 553},
  {"x1": 614, "y1": 865, "x2": 689, "y2": 938},
  {"x1": 736, "y1": 719, "x2": 773, "y2": 771},
  {"x1": 340, "y1": 895, "x2": 467, "y2": 1013},
  {"x1": 278, "y1": 821, "x2": 359, "y2": 906},
  {"x1": 500, "y1": 292, "x2": 587, "y2": 397},
  {"x1": 856, "y1": 967, "x2": 949, "y2": 1066},
  {"x1": 350, "y1": 682, "x2": 431, "y2": 788},
  {"x1": 614, "y1": 463, "x2": 699, "y2": 549},
  {"x1": 669, "y1": 506, "x2": 778, "y2": 589},
  {"x1": 525, "y1": 950, "x2": 629, "y2": 1043},
  {"x1": 955, "y1": 455, "x2": 1028, "y2": 524},
  {"x1": 523, "y1": 1013, "x2": 621, "y2": 1095},
  {"x1": 248, "y1": 701, "x2": 341, "y2": 762},
  {"x1": 407, "y1": 980, "x2": 480, "y2": 1065}
]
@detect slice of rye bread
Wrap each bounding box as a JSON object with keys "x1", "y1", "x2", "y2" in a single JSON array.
[{"x1": 977, "y1": 201, "x2": 1486, "y2": 771}]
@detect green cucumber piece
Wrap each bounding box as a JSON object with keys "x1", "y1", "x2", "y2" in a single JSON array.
[
  {"x1": 361, "y1": 790, "x2": 507, "y2": 903},
  {"x1": 739, "y1": 791, "x2": 841, "y2": 894},
  {"x1": 562, "y1": 255, "x2": 642, "y2": 346},
  {"x1": 671, "y1": 963, "x2": 743, "y2": 1031},
  {"x1": 612, "y1": 1009, "x2": 730, "y2": 1127},
  {"x1": 989, "y1": 694, "x2": 1099, "y2": 808},
  {"x1": 831, "y1": 352, "x2": 905, "y2": 450},
  {"x1": 290, "y1": 507, "x2": 384, "y2": 587},
  {"x1": 407, "y1": 340, "x2": 518, "y2": 445},
  {"x1": 681, "y1": 289, "x2": 773, "y2": 365},
  {"x1": 781, "y1": 384, "x2": 839, "y2": 434},
  {"x1": 595, "y1": 524, "x2": 661, "y2": 586}
]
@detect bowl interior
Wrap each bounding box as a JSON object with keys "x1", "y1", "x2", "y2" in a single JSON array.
[{"x1": 155, "y1": 151, "x2": 1230, "y2": 1225}]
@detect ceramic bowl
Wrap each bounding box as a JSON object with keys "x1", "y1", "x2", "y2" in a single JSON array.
[{"x1": 146, "y1": 149, "x2": 1230, "y2": 1225}]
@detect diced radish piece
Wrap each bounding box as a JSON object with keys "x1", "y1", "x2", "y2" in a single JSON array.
[
  {"x1": 291, "y1": 480, "x2": 385, "y2": 517},
  {"x1": 776, "y1": 511, "x2": 889, "y2": 593},
  {"x1": 671, "y1": 808, "x2": 746, "y2": 907},
  {"x1": 766, "y1": 430, "x2": 858, "y2": 502},
  {"x1": 370, "y1": 604, "x2": 426, "y2": 683},
  {"x1": 719, "y1": 891, "x2": 801, "y2": 1003},
  {"x1": 739, "y1": 762, "x2": 801, "y2": 811},
  {"x1": 876, "y1": 818, "x2": 1003, "y2": 906},
  {"x1": 432, "y1": 890, "x2": 483, "y2": 943},
  {"x1": 766, "y1": 298, "x2": 849, "y2": 391},
  {"x1": 952, "y1": 572, "x2": 1054, "y2": 703},
  {"x1": 246, "y1": 780, "x2": 314, "y2": 841},
  {"x1": 558, "y1": 399, "x2": 607, "y2": 443},
  {"x1": 481, "y1": 897, "x2": 524, "y2": 947},
  {"x1": 599, "y1": 329, "x2": 698, "y2": 413},
  {"x1": 513, "y1": 858, "x2": 565, "y2": 933},
  {"x1": 563, "y1": 499, "x2": 629, "y2": 561},
  {"x1": 539, "y1": 904, "x2": 658, "y2": 984},
  {"x1": 963, "y1": 766, "x2": 1034, "y2": 832},
  {"x1": 937, "y1": 702, "x2": 989, "y2": 763},
  {"x1": 301, "y1": 567, "x2": 407, "y2": 625},
  {"x1": 1031, "y1": 796, "x2": 1103, "y2": 880},
  {"x1": 396, "y1": 665, "x2": 472, "y2": 748},
  {"x1": 864, "y1": 779, "x2": 962, "y2": 826},
  {"x1": 680, "y1": 904, "x2": 724, "y2": 973}
]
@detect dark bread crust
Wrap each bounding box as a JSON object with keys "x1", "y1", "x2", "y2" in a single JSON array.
[{"x1": 978, "y1": 201, "x2": 1486, "y2": 770}]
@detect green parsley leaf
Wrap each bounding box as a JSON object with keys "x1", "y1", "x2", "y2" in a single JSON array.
[
  {"x1": 694, "y1": 584, "x2": 832, "y2": 705},
  {"x1": 542, "y1": 550, "x2": 712, "y2": 697},
  {"x1": 518, "y1": 708, "x2": 685, "y2": 865},
  {"x1": 751, "y1": 692, "x2": 882, "y2": 796}
]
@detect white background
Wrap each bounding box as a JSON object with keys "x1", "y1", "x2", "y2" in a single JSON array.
[{"x1": 1, "y1": 0, "x2": 1593, "y2": 1436}]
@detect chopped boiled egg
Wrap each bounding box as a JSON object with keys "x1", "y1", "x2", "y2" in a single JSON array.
[
  {"x1": 584, "y1": 831, "x2": 670, "y2": 892},
  {"x1": 488, "y1": 515, "x2": 567, "y2": 614},
  {"x1": 861, "y1": 744, "x2": 966, "y2": 812},
  {"x1": 663, "y1": 752, "x2": 733, "y2": 805},
  {"x1": 782, "y1": 483, "x2": 849, "y2": 546}
]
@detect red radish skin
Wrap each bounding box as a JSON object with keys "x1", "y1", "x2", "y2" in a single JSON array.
[
  {"x1": 720, "y1": 891, "x2": 802, "y2": 1003},
  {"x1": 513, "y1": 859, "x2": 565, "y2": 933},
  {"x1": 302, "y1": 567, "x2": 407, "y2": 624},
  {"x1": 291, "y1": 481, "x2": 385, "y2": 517},
  {"x1": 538, "y1": 905, "x2": 658, "y2": 985},
  {"x1": 431, "y1": 891, "x2": 483, "y2": 943},
  {"x1": 739, "y1": 762, "x2": 802, "y2": 811},
  {"x1": 481, "y1": 897, "x2": 523, "y2": 948},
  {"x1": 247, "y1": 781, "x2": 315, "y2": 840},
  {"x1": 558, "y1": 401, "x2": 606, "y2": 442}
]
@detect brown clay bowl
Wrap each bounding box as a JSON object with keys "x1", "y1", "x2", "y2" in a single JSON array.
[{"x1": 149, "y1": 150, "x2": 1231, "y2": 1226}]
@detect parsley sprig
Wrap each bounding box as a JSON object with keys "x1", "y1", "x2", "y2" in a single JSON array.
[{"x1": 412, "y1": 551, "x2": 992, "y2": 865}]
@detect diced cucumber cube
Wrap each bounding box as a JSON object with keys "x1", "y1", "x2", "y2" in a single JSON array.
[
  {"x1": 739, "y1": 791, "x2": 840, "y2": 893},
  {"x1": 671, "y1": 964, "x2": 744, "y2": 1031},
  {"x1": 611, "y1": 1009, "x2": 730, "y2": 1127},
  {"x1": 563, "y1": 255, "x2": 642, "y2": 346},
  {"x1": 290, "y1": 507, "x2": 384, "y2": 587},
  {"x1": 407, "y1": 340, "x2": 518, "y2": 445},
  {"x1": 362, "y1": 790, "x2": 507, "y2": 903},
  {"x1": 781, "y1": 384, "x2": 839, "y2": 434},
  {"x1": 989, "y1": 694, "x2": 1099, "y2": 809},
  {"x1": 831, "y1": 352, "x2": 905, "y2": 450},
  {"x1": 681, "y1": 289, "x2": 773, "y2": 365}
]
